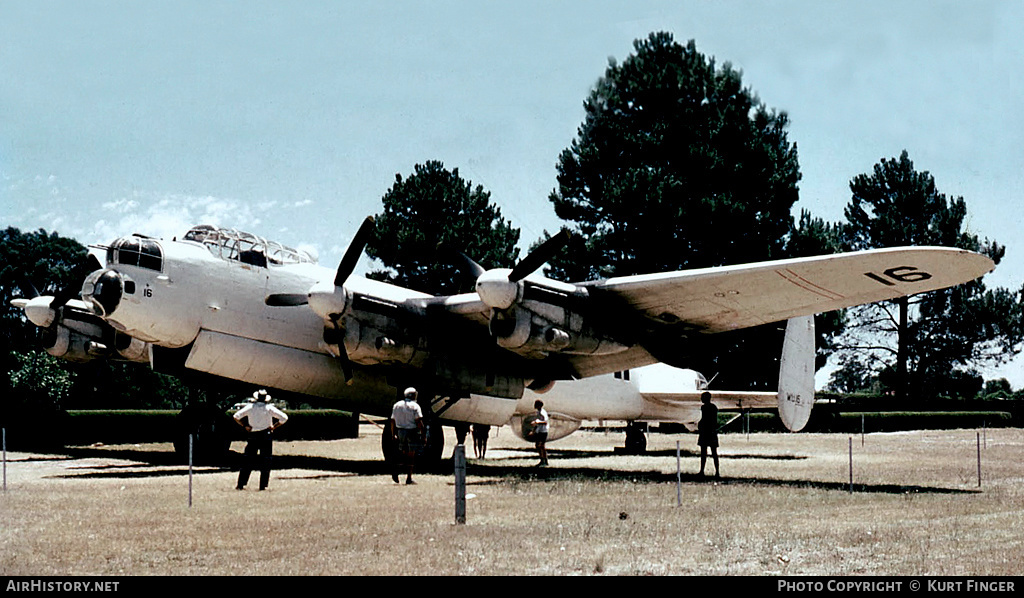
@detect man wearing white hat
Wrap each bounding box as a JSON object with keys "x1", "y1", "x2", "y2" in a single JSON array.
[
  {"x1": 389, "y1": 387, "x2": 424, "y2": 484},
  {"x1": 234, "y1": 389, "x2": 289, "y2": 490}
]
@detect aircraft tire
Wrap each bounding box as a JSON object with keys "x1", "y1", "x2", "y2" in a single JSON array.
[
  {"x1": 380, "y1": 419, "x2": 444, "y2": 474},
  {"x1": 418, "y1": 419, "x2": 444, "y2": 473},
  {"x1": 173, "y1": 403, "x2": 232, "y2": 466},
  {"x1": 381, "y1": 424, "x2": 398, "y2": 465},
  {"x1": 624, "y1": 421, "x2": 648, "y2": 454}
]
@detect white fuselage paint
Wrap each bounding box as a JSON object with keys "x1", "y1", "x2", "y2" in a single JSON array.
[
  {"x1": 510, "y1": 363, "x2": 717, "y2": 441},
  {"x1": 103, "y1": 236, "x2": 698, "y2": 425},
  {"x1": 93, "y1": 235, "x2": 794, "y2": 432},
  {"x1": 100, "y1": 237, "x2": 437, "y2": 417}
]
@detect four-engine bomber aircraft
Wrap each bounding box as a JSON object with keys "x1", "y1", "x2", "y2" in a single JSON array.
[{"x1": 11, "y1": 217, "x2": 994, "y2": 462}]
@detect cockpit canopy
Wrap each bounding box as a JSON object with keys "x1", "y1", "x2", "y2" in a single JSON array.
[
  {"x1": 181, "y1": 225, "x2": 316, "y2": 266},
  {"x1": 107, "y1": 236, "x2": 163, "y2": 271}
]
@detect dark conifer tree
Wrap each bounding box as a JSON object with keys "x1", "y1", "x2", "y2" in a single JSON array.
[
  {"x1": 366, "y1": 160, "x2": 521, "y2": 297},
  {"x1": 836, "y1": 150, "x2": 1023, "y2": 400},
  {"x1": 543, "y1": 32, "x2": 805, "y2": 388}
]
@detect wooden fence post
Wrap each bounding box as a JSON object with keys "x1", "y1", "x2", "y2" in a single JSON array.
[{"x1": 454, "y1": 444, "x2": 466, "y2": 524}]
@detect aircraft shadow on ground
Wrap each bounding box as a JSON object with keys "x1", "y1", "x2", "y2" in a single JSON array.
[
  {"x1": 40, "y1": 446, "x2": 388, "y2": 480},
  {"x1": 33, "y1": 445, "x2": 978, "y2": 496}
]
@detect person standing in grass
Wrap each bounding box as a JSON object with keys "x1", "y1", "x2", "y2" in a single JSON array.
[
  {"x1": 697, "y1": 392, "x2": 720, "y2": 478},
  {"x1": 531, "y1": 400, "x2": 549, "y2": 466},
  {"x1": 455, "y1": 421, "x2": 470, "y2": 447},
  {"x1": 472, "y1": 423, "x2": 490, "y2": 459},
  {"x1": 390, "y1": 387, "x2": 425, "y2": 485},
  {"x1": 234, "y1": 389, "x2": 289, "y2": 491}
]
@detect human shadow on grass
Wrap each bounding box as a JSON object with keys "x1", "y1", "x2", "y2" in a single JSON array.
[
  {"x1": 39, "y1": 445, "x2": 392, "y2": 480},
  {"x1": 39, "y1": 445, "x2": 978, "y2": 495}
]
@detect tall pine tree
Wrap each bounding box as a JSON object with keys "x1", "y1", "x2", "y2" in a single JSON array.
[
  {"x1": 837, "y1": 150, "x2": 1023, "y2": 400},
  {"x1": 544, "y1": 32, "x2": 804, "y2": 388},
  {"x1": 365, "y1": 160, "x2": 521, "y2": 296}
]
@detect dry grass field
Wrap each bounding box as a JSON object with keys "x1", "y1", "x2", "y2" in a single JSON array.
[{"x1": 1, "y1": 422, "x2": 1021, "y2": 577}]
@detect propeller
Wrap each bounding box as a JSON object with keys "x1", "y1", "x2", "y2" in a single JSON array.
[
  {"x1": 17, "y1": 276, "x2": 40, "y2": 299},
  {"x1": 265, "y1": 216, "x2": 375, "y2": 308},
  {"x1": 50, "y1": 254, "x2": 103, "y2": 310},
  {"x1": 472, "y1": 229, "x2": 571, "y2": 311},
  {"x1": 508, "y1": 230, "x2": 572, "y2": 283},
  {"x1": 11, "y1": 253, "x2": 110, "y2": 359},
  {"x1": 334, "y1": 215, "x2": 375, "y2": 287},
  {"x1": 264, "y1": 216, "x2": 376, "y2": 384},
  {"x1": 445, "y1": 229, "x2": 572, "y2": 348},
  {"x1": 12, "y1": 253, "x2": 104, "y2": 328}
]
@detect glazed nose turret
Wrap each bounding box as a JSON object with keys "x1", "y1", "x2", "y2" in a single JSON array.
[{"x1": 81, "y1": 269, "x2": 124, "y2": 317}]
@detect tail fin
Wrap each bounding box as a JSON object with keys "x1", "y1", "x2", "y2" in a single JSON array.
[{"x1": 777, "y1": 315, "x2": 815, "y2": 431}]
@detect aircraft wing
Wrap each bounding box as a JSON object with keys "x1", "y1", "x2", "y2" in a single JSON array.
[{"x1": 587, "y1": 247, "x2": 994, "y2": 334}]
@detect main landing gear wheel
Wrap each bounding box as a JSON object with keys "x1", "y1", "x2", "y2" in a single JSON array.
[
  {"x1": 381, "y1": 419, "x2": 445, "y2": 474},
  {"x1": 174, "y1": 403, "x2": 232, "y2": 465},
  {"x1": 623, "y1": 421, "x2": 648, "y2": 454}
]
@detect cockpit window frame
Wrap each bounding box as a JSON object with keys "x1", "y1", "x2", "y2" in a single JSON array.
[
  {"x1": 107, "y1": 237, "x2": 164, "y2": 272},
  {"x1": 181, "y1": 225, "x2": 316, "y2": 267}
]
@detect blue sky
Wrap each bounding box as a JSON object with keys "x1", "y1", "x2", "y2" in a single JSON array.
[{"x1": 2, "y1": 1, "x2": 1023, "y2": 384}]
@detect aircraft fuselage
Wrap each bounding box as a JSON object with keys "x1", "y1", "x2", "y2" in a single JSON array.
[{"x1": 80, "y1": 231, "x2": 528, "y2": 423}]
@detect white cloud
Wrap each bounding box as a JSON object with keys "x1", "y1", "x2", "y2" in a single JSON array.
[
  {"x1": 101, "y1": 198, "x2": 139, "y2": 213},
  {"x1": 86, "y1": 191, "x2": 270, "y2": 244},
  {"x1": 74, "y1": 191, "x2": 338, "y2": 265}
]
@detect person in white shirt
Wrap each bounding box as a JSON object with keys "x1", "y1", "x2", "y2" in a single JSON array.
[
  {"x1": 389, "y1": 387, "x2": 424, "y2": 485},
  {"x1": 234, "y1": 389, "x2": 289, "y2": 491}
]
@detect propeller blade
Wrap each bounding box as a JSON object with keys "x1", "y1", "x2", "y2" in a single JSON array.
[
  {"x1": 49, "y1": 290, "x2": 75, "y2": 311},
  {"x1": 324, "y1": 316, "x2": 355, "y2": 384},
  {"x1": 265, "y1": 293, "x2": 309, "y2": 307},
  {"x1": 50, "y1": 254, "x2": 103, "y2": 310},
  {"x1": 334, "y1": 216, "x2": 375, "y2": 287},
  {"x1": 447, "y1": 247, "x2": 486, "y2": 279},
  {"x1": 85, "y1": 253, "x2": 103, "y2": 272},
  {"x1": 337, "y1": 349, "x2": 354, "y2": 385},
  {"x1": 508, "y1": 230, "x2": 571, "y2": 282},
  {"x1": 268, "y1": 216, "x2": 371, "y2": 311},
  {"x1": 17, "y1": 276, "x2": 40, "y2": 299}
]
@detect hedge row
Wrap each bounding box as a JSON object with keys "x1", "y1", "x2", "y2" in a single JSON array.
[
  {"x1": 711, "y1": 410, "x2": 1016, "y2": 434},
  {"x1": 0, "y1": 409, "x2": 359, "y2": 450}
]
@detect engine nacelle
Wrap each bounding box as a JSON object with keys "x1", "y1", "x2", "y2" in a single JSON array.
[
  {"x1": 493, "y1": 305, "x2": 627, "y2": 356},
  {"x1": 331, "y1": 316, "x2": 424, "y2": 366},
  {"x1": 114, "y1": 332, "x2": 151, "y2": 363},
  {"x1": 508, "y1": 411, "x2": 581, "y2": 442},
  {"x1": 44, "y1": 324, "x2": 108, "y2": 363}
]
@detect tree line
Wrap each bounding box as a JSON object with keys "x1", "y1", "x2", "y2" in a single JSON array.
[{"x1": 4, "y1": 31, "x2": 1023, "y2": 413}]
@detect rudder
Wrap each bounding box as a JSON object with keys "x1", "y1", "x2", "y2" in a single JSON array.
[{"x1": 777, "y1": 315, "x2": 815, "y2": 431}]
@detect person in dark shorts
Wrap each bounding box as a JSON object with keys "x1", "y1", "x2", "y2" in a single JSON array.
[
  {"x1": 531, "y1": 400, "x2": 549, "y2": 466},
  {"x1": 389, "y1": 387, "x2": 425, "y2": 484},
  {"x1": 697, "y1": 391, "x2": 719, "y2": 478}
]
